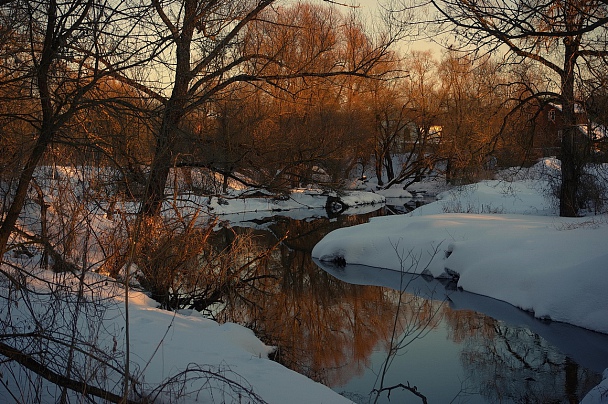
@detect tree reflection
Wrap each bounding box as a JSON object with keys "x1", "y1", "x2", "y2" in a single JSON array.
[
  {"x1": 210, "y1": 211, "x2": 444, "y2": 388},
  {"x1": 443, "y1": 308, "x2": 601, "y2": 402},
  {"x1": 213, "y1": 212, "x2": 401, "y2": 385},
  {"x1": 371, "y1": 287, "x2": 444, "y2": 404}
]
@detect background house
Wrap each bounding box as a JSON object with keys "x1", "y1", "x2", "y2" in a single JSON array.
[{"x1": 532, "y1": 103, "x2": 607, "y2": 162}]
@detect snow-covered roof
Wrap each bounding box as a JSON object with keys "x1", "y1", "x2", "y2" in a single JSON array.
[
  {"x1": 548, "y1": 102, "x2": 586, "y2": 114},
  {"x1": 577, "y1": 123, "x2": 608, "y2": 140}
]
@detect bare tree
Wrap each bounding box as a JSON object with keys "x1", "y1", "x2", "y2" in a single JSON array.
[
  {"x1": 0, "y1": 1, "x2": 161, "y2": 402},
  {"x1": 365, "y1": 60, "x2": 410, "y2": 185},
  {"x1": 415, "y1": 0, "x2": 608, "y2": 216},
  {"x1": 437, "y1": 52, "x2": 507, "y2": 184},
  {"x1": 134, "y1": 0, "x2": 405, "y2": 216},
  {"x1": 0, "y1": 0, "x2": 155, "y2": 255},
  {"x1": 379, "y1": 50, "x2": 445, "y2": 189}
]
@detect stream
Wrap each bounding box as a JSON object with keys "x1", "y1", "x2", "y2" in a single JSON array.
[{"x1": 211, "y1": 204, "x2": 608, "y2": 403}]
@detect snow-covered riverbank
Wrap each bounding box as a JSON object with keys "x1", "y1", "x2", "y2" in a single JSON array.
[{"x1": 314, "y1": 174, "x2": 608, "y2": 335}]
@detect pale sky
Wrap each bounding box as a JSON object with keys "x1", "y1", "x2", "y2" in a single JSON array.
[{"x1": 345, "y1": 0, "x2": 444, "y2": 55}]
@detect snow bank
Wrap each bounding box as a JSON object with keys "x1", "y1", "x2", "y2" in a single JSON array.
[
  {"x1": 0, "y1": 274, "x2": 352, "y2": 404},
  {"x1": 126, "y1": 291, "x2": 353, "y2": 404},
  {"x1": 164, "y1": 188, "x2": 385, "y2": 225},
  {"x1": 206, "y1": 189, "x2": 385, "y2": 215},
  {"x1": 313, "y1": 178, "x2": 608, "y2": 334},
  {"x1": 581, "y1": 368, "x2": 608, "y2": 403}
]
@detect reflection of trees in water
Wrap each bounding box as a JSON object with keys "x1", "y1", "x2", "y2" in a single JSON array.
[
  {"x1": 212, "y1": 213, "x2": 392, "y2": 385},
  {"x1": 371, "y1": 290, "x2": 445, "y2": 404},
  {"x1": 212, "y1": 212, "x2": 442, "y2": 387},
  {"x1": 443, "y1": 309, "x2": 601, "y2": 402}
]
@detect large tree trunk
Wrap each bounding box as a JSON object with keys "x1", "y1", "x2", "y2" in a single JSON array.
[
  {"x1": 0, "y1": 130, "x2": 55, "y2": 256},
  {"x1": 139, "y1": 108, "x2": 181, "y2": 217},
  {"x1": 559, "y1": 43, "x2": 580, "y2": 218},
  {"x1": 384, "y1": 152, "x2": 395, "y2": 182},
  {"x1": 374, "y1": 150, "x2": 384, "y2": 186},
  {"x1": 140, "y1": 0, "x2": 195, "y2": 217},
  {"x1": 0, "y1": 1, "x2": 58, "y2": 255}
]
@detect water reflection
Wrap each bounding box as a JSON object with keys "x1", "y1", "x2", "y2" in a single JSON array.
[
  {"x1": 444, "y1": 310, "x2": 601, "y2": 403},
  {"x1": 212, "y1": 210, "x2": 405, "y2": 386},
  {"x1": 210, "y1": 212, "x2": 606, "y2": 403},
  {"x1": 319, "y1": 263, "x2": 607, "y2": 402}
]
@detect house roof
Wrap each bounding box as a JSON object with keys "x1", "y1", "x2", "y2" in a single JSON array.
[
  {"x1": 577, "y1": 123, "x2": 608, "y2": 140},
  {"x1": 548, "y1": 102, "x2": 586, "y2": 114}
]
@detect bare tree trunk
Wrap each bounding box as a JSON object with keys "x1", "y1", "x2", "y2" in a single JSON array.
[
  {"x1": 140, "y1": 0, "x2": 195, "y2": 217},
  {"x1": 139, "y1": 109, "x2": 180, "y2": 217},
  {"x1": 374, "y1": 150, "x2": 384, "y2": 186},
  {"x1": 559, "y1": 43, "x2": 580, "y2": 217},
  {"x1": 384, "y1": 152, "x2": 395, "y2": 182},
  {"x1": 0, "y1": 0, "x2": 58, "y2": 256}
]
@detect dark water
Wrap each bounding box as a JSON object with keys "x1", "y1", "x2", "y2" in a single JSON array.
[{"x1": 211, "y1": 207, "x2": 608, "y2": 404}]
